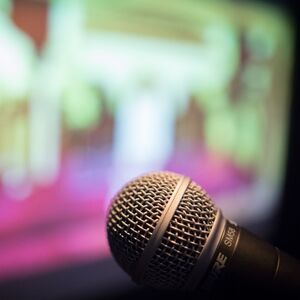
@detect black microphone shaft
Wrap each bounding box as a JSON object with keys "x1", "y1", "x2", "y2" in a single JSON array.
[
  {"x1": 274, "y1": 248, "x2": 300, "y2": 292},
  {"x1": 199, "y1": 221, "x2": 300, "y2": 295}
]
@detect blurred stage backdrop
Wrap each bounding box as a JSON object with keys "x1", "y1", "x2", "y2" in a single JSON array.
[{"x1": 0, "y1": 0, "x2": 295, "y2": 282}]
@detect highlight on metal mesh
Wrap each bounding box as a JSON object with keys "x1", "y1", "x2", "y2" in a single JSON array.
[{"x1": 143, "y1": 180, "x2": 216, "y2": 289}]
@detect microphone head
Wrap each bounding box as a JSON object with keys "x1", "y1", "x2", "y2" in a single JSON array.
[{"x1": 106, "y1": 171, "x2": 218, "y2": 290}]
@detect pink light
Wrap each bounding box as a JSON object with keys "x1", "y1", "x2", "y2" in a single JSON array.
[{"x1": 0, "y1": 217, "x2": 110, "y2": 281}]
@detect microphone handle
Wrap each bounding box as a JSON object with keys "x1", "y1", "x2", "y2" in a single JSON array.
[
  {"x1": 198, "y1": 220, "x2": 300, "y2": 296},
  {"x1": 273, "y1": 247, "x2": 300, "y2": 292}
]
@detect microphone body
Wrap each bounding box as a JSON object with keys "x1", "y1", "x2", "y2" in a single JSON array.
[
  {"x1": 200, "y1": 218, "x2": 300, "y2": 295},
  {"x1": 106, "y1": 172, "x2": 300, "y2": 296}
]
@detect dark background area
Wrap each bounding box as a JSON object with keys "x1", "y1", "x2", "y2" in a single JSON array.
[{"x1": 271, "y1": 0, "x2": 299, "y2": 258}]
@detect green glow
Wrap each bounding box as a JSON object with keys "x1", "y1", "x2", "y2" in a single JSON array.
[
  {"x1": 246, "y1": 25, "x2": 276, "y2": 60},
  {"x1": 0, "y1": 0, "x2": 10, "y2": 13},
  {"x1": 235, "y1": 105, "x2": 262, "y2": 167},
  {"x1": 63, "y1": 82, "x2": 102, "y2": 129},
  {"x1": 12, "y1": 117, "x2": 28, "y2": 167},
  {"x1": 196, "y1": 90, "x2": 230, "y2": 112},
  {"x1": 205, "y1": 109, "x2": 237, "y2": 157},
  {"x1": 204, "y1": 102, "x2": 264, "y2": 167},
  {"x1": 0, "y1": 0, "x2": 294, "y2": 193},
  {"x1": 242, "y1": 66, "x2": 271, "y2": 92}
]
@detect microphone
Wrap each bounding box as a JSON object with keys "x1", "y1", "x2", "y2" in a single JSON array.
[{"x1": 106, "y1": 171, "x2": 300, "y2": 296}]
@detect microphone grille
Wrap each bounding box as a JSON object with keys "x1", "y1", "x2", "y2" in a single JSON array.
[
  {"x1": 107, "y1": 172, "x2": 217, "y2": 290},
  {"x1": 107, "y1": 172, "x2": 181, "y2": 273}
]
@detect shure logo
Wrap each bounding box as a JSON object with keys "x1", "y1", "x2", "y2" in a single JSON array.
[
  {"x1": 213, "y1": 252, "x2": 228, "y2": 273},
  {"x1": 202, "y1": 252, "x2": 228, "y2": 290}
]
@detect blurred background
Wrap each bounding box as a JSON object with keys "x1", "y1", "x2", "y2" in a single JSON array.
[{"x1": 0, "y1": 0, "x2": 298, "y2": 299}]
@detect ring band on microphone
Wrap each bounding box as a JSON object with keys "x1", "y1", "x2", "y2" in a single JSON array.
[
  {"x1": 133, "y1": 175, "x2": 191, "y2": 281},
  {"x1": 184, "y1": 209, "x2": 227, "y2": 290}
]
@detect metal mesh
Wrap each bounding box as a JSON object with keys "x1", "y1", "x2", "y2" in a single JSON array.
[
  {"x1": 107, "y1": 172, "x2": 217, "y2": 290},
  {"x1": 143, "y1": 180, "x2": 217, "y2": 290},
  {"x1": 106, "y1": 172, "x2": 181, "y2": 274}
]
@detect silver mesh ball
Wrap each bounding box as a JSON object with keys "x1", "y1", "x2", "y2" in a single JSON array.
[{"x1": 106, "y1": 171, "x2": 217, "y2": 290}]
